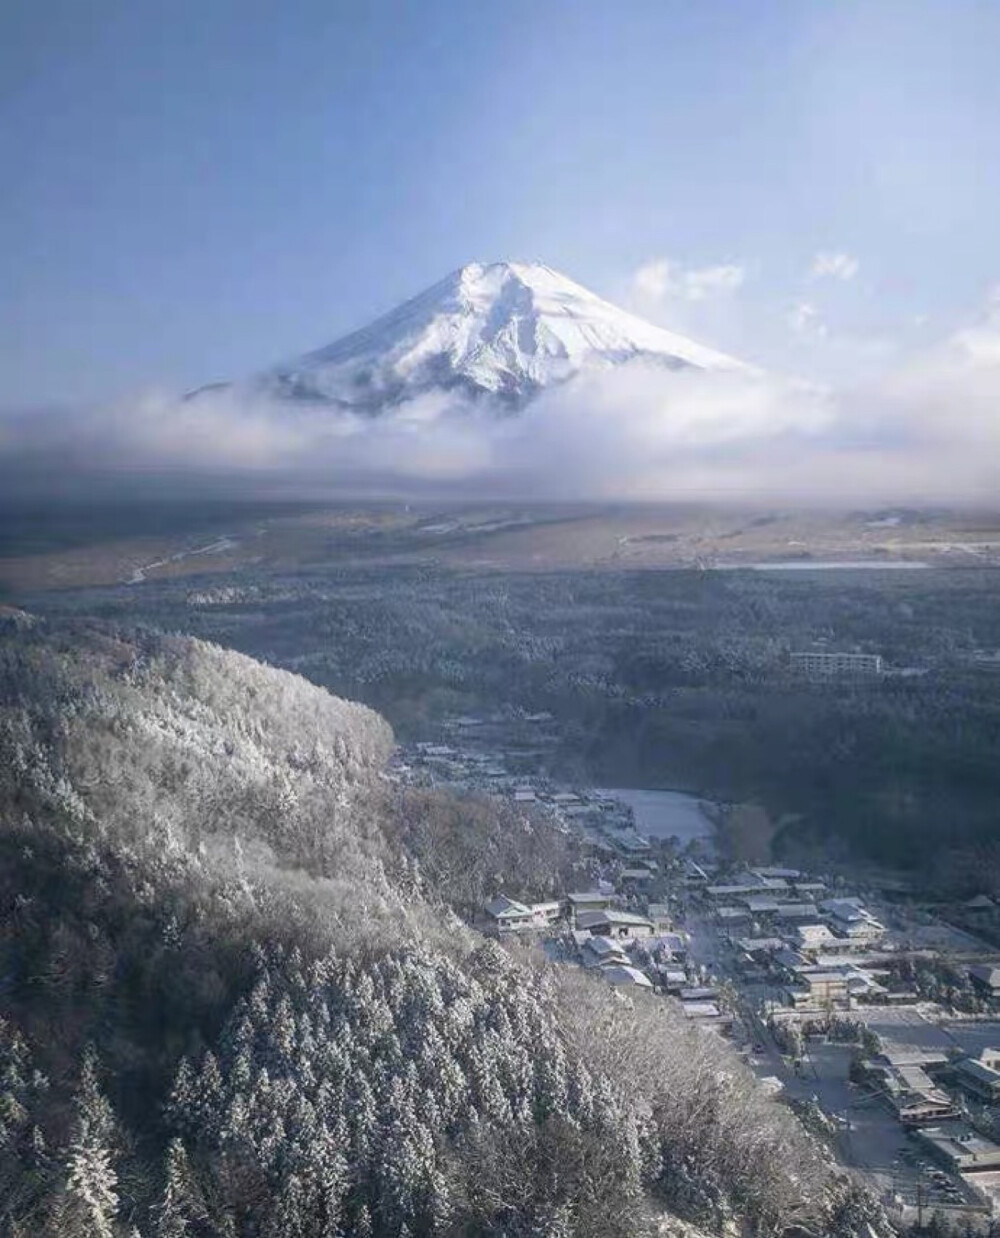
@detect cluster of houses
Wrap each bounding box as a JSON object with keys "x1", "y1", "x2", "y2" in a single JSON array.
[
  {"x1": 564, "y1": 890, "x2": 730, "y2": 1021},
  {"x1": 485, "y1": 887, "x2": 665, "y2": 946},
  {"x1": 700, "y1": 869, "x2": 891, "y2": 1012},
  {"x1": 852, "y1": 1042, "x2": 1000, "y2": 1196},
  {"x1": 392, "y1": 731, "x2": 657, "y2": 859},
  {"x1": 483, "y1": 882, "x2": 734, "y2": 1029}
]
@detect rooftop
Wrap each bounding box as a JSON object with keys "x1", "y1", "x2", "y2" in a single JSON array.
[
  {"x1": 583, "y1": 935, "x2": 627, "y2": 958},
  {"x1": 916, "y1": 1123, "x2": 1000, "y2": 1169},
  {"x1": 821, "y1": 898, "x2": 868, "y2": 922},
  {"x1": 603, "y1": 909, "x2": 655, "y2": 926},
  {"x1": 955, "y1": 1057, "x2": 1000, "y2": 1086},
  {"x1": 737, "y1": 937, "x2": 785, "y2": 953},
  {"x1": 744, "y1": 896, "x2": 781, "y2": 913},
  {"x1": 603, "y1": 965, "x2": 653, "y2": 990},
  {"x1": 682, "y1": 1001, "x2": 722, "y2": 1018},
  {"x1": 485, "y1": 895, "x2": 531, "y2": 919}
]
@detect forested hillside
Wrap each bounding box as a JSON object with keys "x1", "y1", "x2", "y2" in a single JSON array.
[
  {"x1": 35, "y1": 561, "x2": 1000, "y2": 887},
  {"x1": 0, "y1": 614, "x2": 885, "y2": 1236}
]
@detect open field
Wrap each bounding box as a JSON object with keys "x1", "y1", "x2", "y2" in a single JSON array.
[{"x1": 4, "y1": 500, "x2": 1000, "y2": 593}]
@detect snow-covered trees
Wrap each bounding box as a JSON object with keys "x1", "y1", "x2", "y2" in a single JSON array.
[
  {"x1": 52, "y1": 1052, "x2": 123, "y2": 1238},
  {"x1": 0, "y1": 620, "x2": 882, "y2": 1236},
  {"x1": 160, "y1": 940, "x2": 657, "y2": 1237}
]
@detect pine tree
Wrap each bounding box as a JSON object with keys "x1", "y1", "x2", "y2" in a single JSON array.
[
  {"x1": 153, "y1": 1138, "x2": 208, "y2": 1238},
  {"x1": 59, "y1": 1134, "x2": 119, "y2": 1238},
  {"x1": 54, "y1": 1049, "x2": 122, "y2": 1238},
  {"x1": 270, "y1": 1172, "x2": 308, "y2": 1238}
]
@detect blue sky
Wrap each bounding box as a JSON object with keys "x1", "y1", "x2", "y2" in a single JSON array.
[{"x1": 3, "y1": 0, "x2": 1000, "y2": 405}]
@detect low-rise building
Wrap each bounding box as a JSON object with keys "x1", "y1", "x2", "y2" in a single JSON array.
[
  {"x1": 820, "y1": 898, "x2": 885, "y2": 941},
  {"x1": 680, "y1": 1000, "x2": 733, "y2": 1032},
  {"x1": 531, "y1": 901, "x2": 562, "y2": 927},
  {"x1": 654, "y1": 931, "x2": 688, "y2": 961},
  {"x1": 792, "y1": 881, "x2": 827, "y2": 897},
  {"x1": 858, "y1": 1059, "x2": 959, "y2": 1126},
  {"x1": 680, "y1": 986, "x2": 718, "y2": 1002},
  {"x1": 576, "y1": 909, "x2": 655, "y2": 940},
  {"x1": 659, "y1": 967, "x2": 687, "y2": 992},
  {"x1": 744, "y1": 895, "x2": 782, "y2": 916},
  {"x1": 565, "y1": 891, "x2": 613, "y2": 924},
  {"x1": 603, "y1": 964, "x2": 653, "y2": 990},
  {"x1": 716, "y1": 906, "x2": 751, "y2": 926},
  {"x1": 682, "y1": 1000, "x2": 722, "y2": 1019},
  {"x1": 736, "y1": 937, "x2": 785, "y2": 959},
  {"x1": 915, "y1": 1124, "x2": 1000, "y2": 1173},
  {"x1": 580, "y1": 935, "x2": 630, "y2": 969},
  {"x1": 953, "y1": 1051, "x2": 1000, "y2": 1103},
  {"x1": 484, "y1": 895, "x2": 563, "y2": 936},
  {"x1": 969, "y1": 965, "x2": 1000, "y2": 1000},
  {"x1": 706, "y1": 877, "x2": 786, "y2": 899},
  {"x1": 647, "y1": 902, "x2": 672, "y2": 931},
  {"x1": 484, "y1": 895, "x2": 535, "y2": 935},
  {"x1": 773, "y1": 946, "x2": 808, "y2": 974},
  {"x1": 785, "y1": 969, "x2": 851, "y2": 1008},
  {"x1": 681, "y1": 858, "x2": 711, "y2": 885},
  {"x1": 794, "y1": 923, "x2": 845, "y2": 953},
  {"x1": 774, "y1": 902, "x2": 819, "y2": 923}
]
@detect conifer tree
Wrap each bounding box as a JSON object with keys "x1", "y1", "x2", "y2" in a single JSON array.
[{"x1": 153, "y1": 1138, "x2": 208, "y2": 1238}]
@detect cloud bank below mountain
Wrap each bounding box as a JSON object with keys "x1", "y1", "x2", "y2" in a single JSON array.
[{"x1": 2, "y1": 309, "x2": 999, "y2": 506}]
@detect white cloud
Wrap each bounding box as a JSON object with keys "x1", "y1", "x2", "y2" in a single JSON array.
[
  {"x1": 787, "y1": 301, "x2": 828, "y2": 337},
  {"x1": 633, "y1": 258, "x2": 745, "y2": 303},
  {"x1": 5, "y1": 292, "x2": 1000, "y2": 505},
  {"x1": 811, "y1": 251, "x2": 860, "y2": 281},
  {"x1": 684, "y1": 264, "x2": 747, "y2": 300},
  {"x1": 632, "y1": 259, "x2": 673, "y2": 301}
]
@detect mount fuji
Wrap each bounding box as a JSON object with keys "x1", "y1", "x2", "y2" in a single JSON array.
[{"x1": 191, "y1": 261, "x2": 751, "y2": 414}]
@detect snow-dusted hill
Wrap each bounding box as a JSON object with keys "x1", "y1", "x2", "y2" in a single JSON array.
[{"x1": 195, "y1": 261, "x2": 750, "y2": 413}]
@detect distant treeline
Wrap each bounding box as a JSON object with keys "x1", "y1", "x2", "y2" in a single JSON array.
[{"x1": 31, "y1": 563, "x2": 1000, "y2": 891}]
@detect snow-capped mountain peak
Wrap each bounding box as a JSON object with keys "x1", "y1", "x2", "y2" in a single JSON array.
[{"x1": 208, "y1": 261, "x2": 750, "y2": 412}]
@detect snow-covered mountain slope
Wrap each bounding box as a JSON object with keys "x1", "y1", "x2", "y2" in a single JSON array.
[{"x1": 198, "y1": 261, "x2": 751, "y2": 413}]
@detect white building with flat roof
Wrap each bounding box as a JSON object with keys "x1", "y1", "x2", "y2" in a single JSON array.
[{"x1": 791, "y1": 650, "x2": 883, "y2": 677}]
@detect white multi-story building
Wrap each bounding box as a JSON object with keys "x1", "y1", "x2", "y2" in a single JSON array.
[{"x1": 790, "y1": 650, "x2": 883, "y2": 677}]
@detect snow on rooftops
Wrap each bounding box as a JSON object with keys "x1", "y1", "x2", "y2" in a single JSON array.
[
  {"x1": 602, "y1": 909, "x2": 655, "y2": 926},
  {"x1": 583, "y1": 936, "x2": 627, "y2": 959},
  {"x1": 820, "y1": 898, "x2": 868, "y2": 922},
  {"x1": 484, "y1": 895, "x2": 532, "y2": 919},
  {"x1": 737, "y1": 937, "x2": 785, "y2": 954},
  {"x1": 744, "y1": 896, "x2": 781, "y2": 914},
  {"x1": 602, "y1": 965, "x2": 653, "y2": 990},
  {"x1": 682, "y1": 1001, "x2": 722, "y2": 1018}
]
